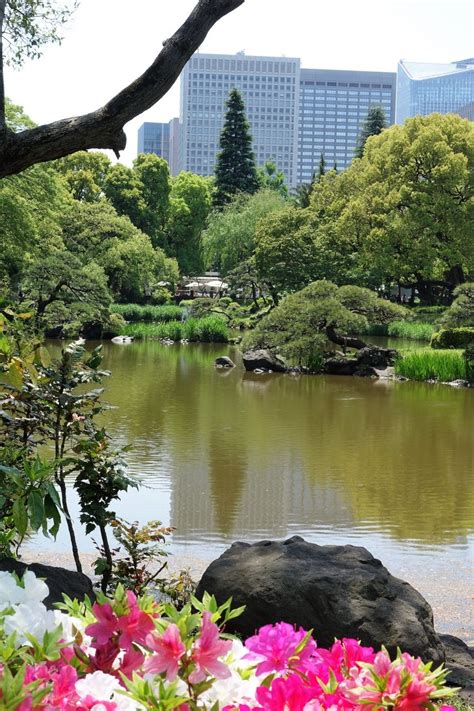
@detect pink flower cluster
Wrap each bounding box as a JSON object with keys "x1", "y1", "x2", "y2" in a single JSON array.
[{"x1": 0, "y1": 572, "x2": 459, "y2": 711}]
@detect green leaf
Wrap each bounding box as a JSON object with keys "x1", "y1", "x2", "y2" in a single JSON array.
[
  {"x1": 12, "y1": 499, "x2": 28, "y2": 537},
  {"x1": 28, "y1": 491, "x2": 45, "y2": 531}
]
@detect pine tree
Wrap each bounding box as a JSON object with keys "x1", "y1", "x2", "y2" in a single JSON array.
[
  {"x1": 355, "y1": 106, "x2": 387, "y2": 158},
  {"x1": 318, "y1": 153, "x2": 326, "y2": 180},
  {"x1": 214, "y1": 89, "x2": 259, "y2": 206}
]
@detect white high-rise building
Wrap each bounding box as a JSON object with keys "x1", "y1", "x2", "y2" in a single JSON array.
[{"x1": 179, "y1": 52, "x2": 301, "y2": 187}]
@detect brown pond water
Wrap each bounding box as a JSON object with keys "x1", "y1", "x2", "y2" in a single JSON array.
[{"x1": 32, "y1": 340, "x2": 474, "y2": 637}]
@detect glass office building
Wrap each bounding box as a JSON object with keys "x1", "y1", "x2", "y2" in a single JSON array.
[
  {"x1": 298, "y1": 68, "x2": 395, "y2": 183},
  {"x1": 137, "y1": 122, "x2": 170, "y2": 160},
  {"x1": 396, "y1": 59, "x2": 474, "y2": 124},
  {"x1": 179, "y1": 52, "x2": 301, "y2": 187}
]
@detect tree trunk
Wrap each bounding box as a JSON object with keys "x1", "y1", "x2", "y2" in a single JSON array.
[
  {"x1": 99, "y1": 522, "x2": 113, "y2": 593},
  {"x1": 0, "y1": 0, "x2": 245, "y2": 177},
  {"x1": 57, "y1": 475, "x2": 83, "y2": 573},
  {"x1": 325, "y1": 325, "x2": 367, "y2": 351}
]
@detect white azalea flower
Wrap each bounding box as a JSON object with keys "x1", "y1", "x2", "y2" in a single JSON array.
[
  {"x1": 76, "y1": 671, "x2": 121, "y2": 701},
  {"x1": 53, "y1": 610, "x2": 92, "y2": 647},
  {"x1": 76, "y1": 671, "x2": 143, "y2": 711},
  {"x1": 0, "y1": 571, "x2": 25, "y2": 607},
  {"x1": 22, "y1": 570, "x2": 49, "y2": 603},
  {"x1": 4, "y1": 601, "x2": 58, "y2": 646}
]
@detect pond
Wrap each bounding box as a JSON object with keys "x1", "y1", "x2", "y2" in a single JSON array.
[{"x1": 33, "y1": 340, "x2": 474, "y2": 637}]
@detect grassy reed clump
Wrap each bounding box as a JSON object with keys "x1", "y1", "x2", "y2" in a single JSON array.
[
  {"x1": 111, "y1": 304, "x2": 183, "y2": 322},
  {"x1": 387, "y1": 320, "x2": 435, "y2": 340},
  {"x1": 362, "y1": 320, "x2": 435, "y2": 340},
  {"x1": 120, "y1": 316, "x2": 228, "y2": 343},
  {"x1": 394, "y1": 349, "x2": 467, "y2": 382}
]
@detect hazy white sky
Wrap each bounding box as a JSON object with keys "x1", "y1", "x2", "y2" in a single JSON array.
[{"x1": 5, "y1": 0, "x2": 473, "y2": 165}]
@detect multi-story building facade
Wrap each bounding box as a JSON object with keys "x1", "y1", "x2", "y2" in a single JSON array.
[
  {"x1": 179, "y1": 52, "x2": 301, "y2": 187},
  {"x1": 395, "y1": 58, "x2": 474, "y2": 124},
  {"x1": 137, "y1": 122, "x2": 170, "y2": 160},
  {"x1": 137, "y1": 119, "x2": 181, "y2": 175},
  {"x1": 298, "y1": 68, "x2": 396, "y2": 183}
]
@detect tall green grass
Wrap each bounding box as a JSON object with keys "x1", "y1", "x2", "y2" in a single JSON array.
[
  {"x1": 120, "y1": 316, "x2": 228, "y2": 343},
  {"x1": 111, "y1": 304, "x2": 183, "y2": 322},
  {"x1": 363, "y1": 320, "x2": 435, "y2": 341},
  {"x1": 395, "y1": 349, "x2": 467, "y2": 382}
]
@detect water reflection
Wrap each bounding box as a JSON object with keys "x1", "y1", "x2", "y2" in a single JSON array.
[{"x1": 46, "y1": 340, "x2": 474, "y2": 554}]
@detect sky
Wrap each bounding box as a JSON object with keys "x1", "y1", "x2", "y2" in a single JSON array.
[{"x1": 5, "y1": 0, "x2": 473, "y2": 165}]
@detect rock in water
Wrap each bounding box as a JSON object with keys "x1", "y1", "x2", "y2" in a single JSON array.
[
  {"x1": 215, "y1": 356, "x2": 236, "y2": 368},
  {"x1": 196, "y1": 536, "x2": 445, "y2": 664},
  {"x1": 0, "y1": 558, "x2": 94, "y2": 609},
  {"x1": 242, "y1": 349, "x2": 287, "y2": 373}
]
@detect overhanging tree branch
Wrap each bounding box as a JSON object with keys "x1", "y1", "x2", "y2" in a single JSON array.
[{"x1": 0, "y1": 0, "x2": 245, "y2": 177}]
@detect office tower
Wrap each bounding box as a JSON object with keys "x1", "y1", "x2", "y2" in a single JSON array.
[
  {"x1": 396, "y1": 59, "x2": 474, "y2": 124},
  {"x1": 298, "y1": 68, "x2": 396, "y2": 184},
  {"x1": 137, "y1": 122, "x2": 170, "y2": 160},
  {"x1": 179, "y1": 52, "x2": 301, "y2": 187},
  {"x1": 137, "y1": 120, "x2": 181, "y2": 175}
]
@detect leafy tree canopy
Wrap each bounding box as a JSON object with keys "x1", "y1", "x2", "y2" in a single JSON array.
[
  {"x1": 202, "y1": 189, "x2": 287, "y2": 275},
  {"x1": 56, "y1": 151, "x2": 112, "y2": 202},
  {"x1": 440, "y1": 283, "x2": 474, "y2": 327}
]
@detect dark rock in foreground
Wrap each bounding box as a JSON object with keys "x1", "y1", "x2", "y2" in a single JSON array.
[
  {"x1": 439, "y1": 634, "x2": 474, "y2": 696},
  {"x1": 324, "y1": 345, "x2": 399, "y2": 377},
  {"x1": 0, "y1": 557, "x2": 94, "y2": 609},
  {"x1": 215, "y1": 356, "x2": 236, "y2": 368},
  {"x1": 242, "y1": 349, "x2": 287, "y2": 373},
  {"x1": 196, "y1": 536, "x2": 445, "y2": 664}
]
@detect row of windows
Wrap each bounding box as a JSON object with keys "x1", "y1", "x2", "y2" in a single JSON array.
[
  {"x1": 302, "y1": 81, "x2": 393, "y2": 89},
  {"x1": 189, "y1": 75, "x2": 295, "y2": 85},
  {"x1": 189, "y1": 59, "x2": 297, "y2": 73}
]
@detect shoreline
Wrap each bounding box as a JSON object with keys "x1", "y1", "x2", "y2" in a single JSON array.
[{"x1": 23, "y1": 548, "x2": 474, "y2": 646}]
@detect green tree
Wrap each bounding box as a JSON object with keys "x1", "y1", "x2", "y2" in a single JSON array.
[
  {"x1": 214, "y1": 89, "x2": 259, "y2": 206},
  {"x1": 254, "y1": 206, "x2": 317, "y2": 302},
  {"x1": 56, "y1": 150, "x2": 111, "y2": 202},
  {"x1": 441, "y1": 283, "x2": 474, "y2": 327},
  {"x1": 355, "y1": 106, "x2": 387, "y2": 158},
  {"x1": 257, "y1": 160, "x2": 288, "y2": 197},
  {"x1": 202, "y1": 189, "x2": 286, "y2": 275},
  {"x1": 133, "y1": 153, "x2": 170, "y2": 240},
  {"x1": 244, "y1": 281, "x2": 405, "y2": 366},
  {"x1": 311, "y1": 113, "x2": 474, "y2": 302},
  {"x1": 164, "y1": 172, "x2": 212, "y2": 273},
  {"x1": 103, "y1": 163, "x2": 146, "y2": 228},
  {"x1": 318, "y1": 153, "x2": 326, "y2": 179}
]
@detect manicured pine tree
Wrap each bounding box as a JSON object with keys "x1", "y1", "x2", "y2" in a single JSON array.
[
  {"x1": 355, "y1": 106, "x2": 387, "y2": 158},
  {"x1": 214, "y1": 89, "x2": 260, "y2": 207}
]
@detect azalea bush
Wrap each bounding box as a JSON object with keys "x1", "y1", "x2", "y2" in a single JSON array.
[{"x1": 0, "y1": 570, "x2": 459, "y2": 711}]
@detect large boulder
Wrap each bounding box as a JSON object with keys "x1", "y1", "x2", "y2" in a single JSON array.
[
  {"x1": 242, "y1": 349, "x2": 287, "y2": 373},
  {"x1": 196, "y1": 537, "x2": 445, "y2": 664},
  {"x1": 356, "y1": 346, "x2": 398, "y2": 368},
  {"x1": 0, "y1": 558, "x2": 95, "y2": 609},
  {"x1": 324, "y1": 356, "x2": 358, "y2": 376}
]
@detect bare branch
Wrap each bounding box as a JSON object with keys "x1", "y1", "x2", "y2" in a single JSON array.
[{"x1": 0, "y1": 0, "x2": 244, "y2": 177}]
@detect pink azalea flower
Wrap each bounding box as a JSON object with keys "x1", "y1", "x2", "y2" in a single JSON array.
[
  {"x1": 244, "y1": 622, "x2": 316, "y2": 676},
  {"x1": 256, "y1": 674, "x2": 317, "y2": 711},
  {"x1": 117, "y1": 604, "x2": 155, "y2": 651},
  {"x1": 144, "y1": 623, "x2": 186, "y2": 681},
  {"x1": 188, "y1": 611, "x2": 232, "y2": 684},
  {"x1": 86, "y1": 603, "x2": 119, "y2": 647}
]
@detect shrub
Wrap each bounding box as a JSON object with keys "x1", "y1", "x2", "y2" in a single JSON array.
[
  {"x1": 431, "y1": 327, "x2": 474, "y2": 349},
  {"x1": 464, "y1": 343, "x2": 474, "y2": 384},
  {"x1": 151, "y1": 285, "x2": 172, "y2": 305},
  {"x1": 441, "y1": 283, "x2": 474, "y2": 327},
  {"x1": 395, "y1": 349, "x2": 467, "y2": 382}
]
